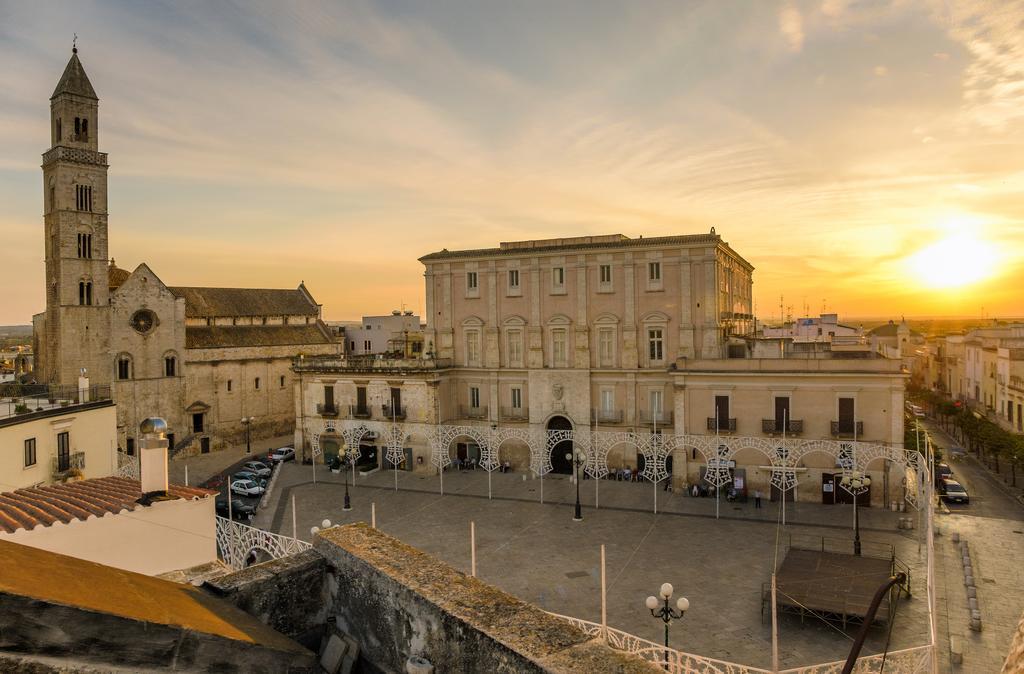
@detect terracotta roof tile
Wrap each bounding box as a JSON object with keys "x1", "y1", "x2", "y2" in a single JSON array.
[
  {"x1": 185, "y1": 323, "x2": 333, "y2": 349},
  {"x1": 169, "y1": 286, "x2": 318, "y2": 318},
  {"x1": 0, "y1": 477, "x2": 215, "y2": 535}
]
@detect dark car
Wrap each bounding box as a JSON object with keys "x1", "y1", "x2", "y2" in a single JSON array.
[
  {"x1": 232, "y1": 471, "x2": 268, "y2": 489},
  {"x1": 940, "y1": 478, "x2": 969, "y2": 504},
  {"x1": 216, "y1": 497, "x2": 256, "y2": 521},
  {"x1": 934, "y1": 463, "x2": 953, "y2": 485}
]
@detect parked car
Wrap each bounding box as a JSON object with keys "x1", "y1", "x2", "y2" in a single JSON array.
[
  {"x1": 230, "y1": 479, "x2": 265, "y2": 497},
  {"x1": 216, "y1": 497, "x2": 256, "y2": 521},
  {"x1": 934, "y1": 463, "x2": 953, "y2": 485},
  {"x1": 242, "y1": 461, "x2": 272, "y2": 477},
  {"x1": 233, "y1": 471, "x2": 267, "y2": 488},
  {"x1": 939, "y1": 478, "x2": 969, "y2": 504},
  {"x1": 268, "y1": 447, "x2": 296, "y2": 464}
]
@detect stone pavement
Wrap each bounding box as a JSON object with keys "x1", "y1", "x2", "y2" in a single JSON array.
[
  {"x1": 258, "y1": 464, "x2": 934, "y2": 670},
  {"x1": 168, "y1": 434, "x2": 292, "y2": 487}
]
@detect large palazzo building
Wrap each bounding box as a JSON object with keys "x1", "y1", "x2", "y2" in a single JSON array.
[
  {"x1": 294, "y1": 234, "x2": 909, "y2": 505},
  {"x1": 31, "y1": 49, "x2": 339, "y2": 454}
]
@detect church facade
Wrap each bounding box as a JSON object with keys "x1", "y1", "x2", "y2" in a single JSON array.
[{"x1": 32, "y1": 49, "x2": 339, "y2": 455}]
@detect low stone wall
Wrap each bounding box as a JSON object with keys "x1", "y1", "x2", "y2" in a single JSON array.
[
  {"x1": 314, "y1": 523, "x2": 659, "y2": 674},
  {"x1": 204, "y1": 549, "x2": 329, "y2": 649}
]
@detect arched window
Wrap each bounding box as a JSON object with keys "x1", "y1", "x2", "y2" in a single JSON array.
[
  {"x1": 85, "y1": 282, "x2": 93, "y2": 306},
  {"x1": 116, "y1": 354, "x2": 133, "y2": 380},
  {"x1": 81, "y1": 118, "x2": 89, "y2": 141},
  {"x1": 79, "y1": 281, "x2": 86, "y2": 305},
  {"x1": 74, "y1": 117, "x2": 81, "y2": 140},
  {"x1": 164, "y1": 352, "x2": 178, "y2": 377},
  {"x1": 55, "y1": 118, "x2": 62, "y2": 143}
]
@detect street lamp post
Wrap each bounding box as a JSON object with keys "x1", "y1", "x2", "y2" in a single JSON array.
[
  {"x1": 341, "y1": 441, "x2": 353, "y2": 511},
  {"x1": 566, "y1": 448, "x2": 587, "y2": 521},
  {"x1": 645, "y1": 582, "x2": 689, "y2": 670},
  {"x1": 840, "y1": 472, "x2": 871, "y2": 556},
  {"x1": 241, "y1": 416, "x2": 255, "y2": 454}
]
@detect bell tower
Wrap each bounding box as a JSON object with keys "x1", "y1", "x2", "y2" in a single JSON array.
[{"x1": 41, "y1": 46, "x2": 111, "y2": 386}]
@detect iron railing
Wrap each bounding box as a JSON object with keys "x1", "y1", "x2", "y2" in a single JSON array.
[
  {"x1": 382, "y1": 404, "x2": 407, "y2": 420},
  {"x1": 349, "y1": 404, "x2": 372, "y2": 419},
  {"x1": 51, "y1": 451, "x2": 85, "y2": 477},
  {"x1": 591, "y1": 408, "x2": 624, "y2": 424},
  {"x1": 459, "y1": 405, "x2": 488, "y2": 420},
  {"x1": 707, "y1": 417, "x2": 737, "y2": 432},
  {"x1": 316, "y1": 402, "x2": 339, "y2": 417},
  {"x1": 0, "y1": 384, "x2": 112, "y2": 422},
  {"x1": 761, "y1": 419, "x2": 804, "y2": 434},
  {"x1": 831, "y1": 420, "x2": 864, "y2": 438},
  {"x1": 500, "y1": 406, "x2": 528, "y2": 421},
  {"x1": 639, "y1": 410, "x2": 672, "y2": 425}
]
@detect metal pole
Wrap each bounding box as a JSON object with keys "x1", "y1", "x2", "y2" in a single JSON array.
[
  {"x1": 184, "y1": 464, "x2": 189, "y2": 487},
  {"x1": 470, "y1": 520, "x2": 476, "y2": 577},
  {"x1": 653, "y1": 411, "x2": 658, "y2": 514},
  {"x1": 574, "y1": 455, "x2": 583, "y2": 521},
  {"x1": 600, "y1": 544, "x2": 608, "y2": 643},
  {"x1": 312, "y1": 442, "x2": 317, "y2": 486},
  {"x1": 594, "y1": 417, "x2": 600, "y2": 509},
  {"x1": 782, "y1": 410, "x2": 787, "y2": 526},
  {"x1": 771, "y1": 573, "x2": 780, "y2": 673},
  {"x1": 291, "y1": 493, "x2": 297, "y2": 539},
  {"x1": 393, "y1": 405, "x2": 398, "y2": 492},
  {"x1": 541, "y1": 470, "x2": 544, "y2": 504},
  {"x1": 372, "y1": 501, "x2": 376, "y2": 529}
]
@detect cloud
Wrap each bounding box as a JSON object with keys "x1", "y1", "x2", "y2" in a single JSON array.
[{"x1": 778, "y1": 3, "x2": 805, "y2": 52}]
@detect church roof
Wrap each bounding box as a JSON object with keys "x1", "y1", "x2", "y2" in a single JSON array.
[
  {"x1": 185, "y1": 323, "x2": 333, "y2": 349},
  {"x1": 869, "y1": 321, "x2": 923, "y2": 338},
  {"x1": 169, "y1": 286, "x2": 319, "y2": 318},
  {"x1": 51, "y1": 51, "x2": 98, "y2": 100},
  {"x1": 108, "y1": 260, "x2": 131, "y2": 290}
]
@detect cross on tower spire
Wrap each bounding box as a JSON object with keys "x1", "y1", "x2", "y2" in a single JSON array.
[{"x1": 73, "y1": 33, "x2": 78, "y2": 54}]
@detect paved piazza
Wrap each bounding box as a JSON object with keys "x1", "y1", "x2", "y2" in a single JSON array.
[{"x1": 258, "y1": 462, "x2": 938, "y2": 670}]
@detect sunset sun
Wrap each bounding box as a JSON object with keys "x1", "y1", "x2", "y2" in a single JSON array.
[{"x1": 907, "y1": 233, "x2": 999, "y2": 289}]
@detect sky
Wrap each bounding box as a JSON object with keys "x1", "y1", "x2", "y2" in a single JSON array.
[{"x1": 1, "y1": 0, "x2": 1022, "y2": 325}]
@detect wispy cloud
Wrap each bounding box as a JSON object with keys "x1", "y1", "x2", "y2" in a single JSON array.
[{"x1": 0, "y1": 1, "x2": 1022, "y2": 323}]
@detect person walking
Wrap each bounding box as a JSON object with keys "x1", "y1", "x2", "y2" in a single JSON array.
[{"x1": 754, "y1": 489, "x2": 762, "y2": 509}]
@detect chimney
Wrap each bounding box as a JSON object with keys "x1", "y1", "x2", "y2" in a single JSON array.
[{"x1": 139, "y1": 417, "x2": 169, "y2": 495}]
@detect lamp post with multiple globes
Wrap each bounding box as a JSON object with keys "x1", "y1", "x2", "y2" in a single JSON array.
[
  {"x1": 645, "y1": 583, "x2": 689, "y2": 670},
  {"x1": 566, "y1": 449, "x2": 587, "y2": 521},
  {"x1": 839, "y1": 472, "x2": 871, "y2": 556}
]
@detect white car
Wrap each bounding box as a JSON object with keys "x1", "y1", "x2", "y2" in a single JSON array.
[
  {"x1": 242, "y1": 461, "x2": 272, "y2": 477},
  {"x1": 268, "y1": 447, "x2": 295, "y2": 464},
  {"x1": 230, "y1": 479, "x2": 265, "y2": 497}
]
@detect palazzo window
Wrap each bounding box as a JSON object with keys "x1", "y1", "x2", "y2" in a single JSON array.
[
  {"x1": 552, "y1": 328, "x2": 568, "y2": 367},
  {"x1": 648, "y1": 328, "x2": 664, "y2": 363},
  {"x1": 24, "y1": 438, "x2": 36, "y2": 467},
  {"x1": 599, "y1": 264, "x2": 613, "y2": 290},
  {"x1": 508, "y1": 269, "x2": 520, "y2": 293},
  {"x1": 466, "y1": 271, "x2": 479, "y2": 296},
  {"x1": 598, "y1": 328, "x2": 615, "y2": 367},
  {"x1": 78, "y1": 281, "x2": 93, "y2": 306},
  {"x1": 551, "y1": 266, "x2": 565, "y2": 292},
  {"x1": 506, "y1": 329, "x2": 523, "y2": 367},
  {"x1": 511, "y1": 386, "x2": 522, "y2": 410},
  {"x1": 164, "y1": 355, "x2": 177, "y2": 377},
  {"x1": 470, "y1": 386, "x2": 481, "y2": 409},
  {"x1": 254, "y1": 377, "x2": 261, "y2": 390},
  {"x1": 466, "y1": 330, "x2": 481, "y2": 366}
]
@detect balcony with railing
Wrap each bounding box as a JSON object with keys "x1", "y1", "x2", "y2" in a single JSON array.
[
  {"x1": 316, "y1": 402, "x2": 339, "y2": 417},
  {"x1": 761, "y1": 419, "x2": 804, "y2": 435},
  {"x1": 381, "y1": 404, "x2": 407, "y2": 420},
  {"x1": 591, "y1": 408, "x2": 624, "y2": 424},
  {"x1": 293, "y1": 354, "x2": 453, "y2": 375},
  {"x1": 459, "y1": 405, "x2": 488, "y2": 420},
  {"x1": 706, "y1": 417, "x2": 737, "y2": 432},
  {"x1": 831, "y1": 420, "x2": 864, "y2": 438},
  {"x1": 349, "y1": 404, "x2": 372, "y2": 419},
  {"x1": 51, "y1": 451, "x2": 85, "y2": 478},
  {"x1": 500, "y1": 406, "x2": 528, "y2": 421},
  {"x1": 0, "y1": 384, "x2": 113, "y2": 428},
  {"x1": 640, "y1": 410, "x2": 673, "y2": 426}
]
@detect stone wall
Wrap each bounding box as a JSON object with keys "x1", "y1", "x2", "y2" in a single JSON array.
[
  {"x1": 312, "y1": 523, "x2": 659, "y2": 674},
  {"x1": 204, "y1": 550, "x2": 329, "y2": 649}
]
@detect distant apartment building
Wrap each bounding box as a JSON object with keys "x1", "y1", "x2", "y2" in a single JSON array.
[
  {"x1": 0, "y1": 380, "x2": 116, "y2": 491},
  {"x1": 921, "y1": 323, "x2": 1024, "y2": 434},
  {"x1": 342, "y1": 311, "x2": 423, "y2": 357},
  {"x1": 294, "y1": 232, "x2": 908, "y2": 505},
  {"x1": 761, "y1": 314, "x2": 862, "y2": 343}
]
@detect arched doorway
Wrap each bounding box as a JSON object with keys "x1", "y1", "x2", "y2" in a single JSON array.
[{"x1": 547, "y1": 416, "x2": 574, "y2": 475}]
